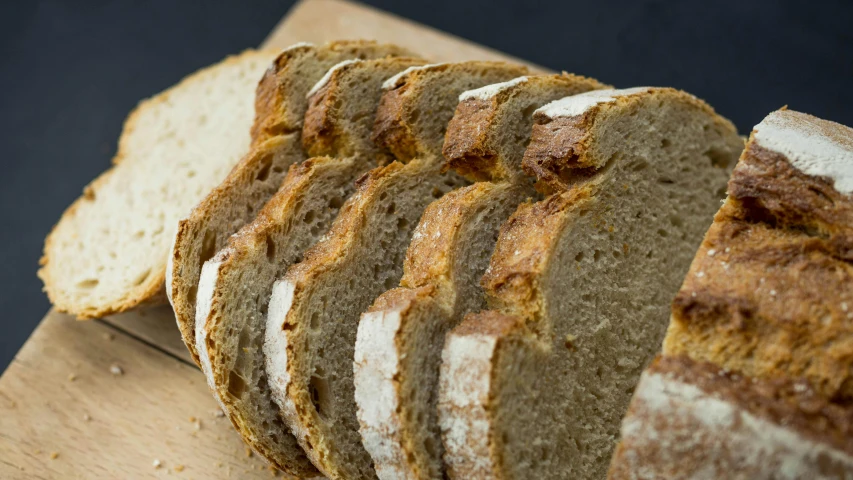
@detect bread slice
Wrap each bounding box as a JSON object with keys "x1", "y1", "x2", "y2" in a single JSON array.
[
  {"x1": 437, "y1": 87, "x2": 743, "y2": 479},
  {"x1": 168, "y1": 41, "x2": 413, "y2": 365},
  {"x1": 263, "y1": 62, "x2": 529, "y2": 479},
  {"x1": 38, "y1": 50, "x2": 277, "y2": 319},
  {"x1": 353, "y1": 73, "x2": 609, "y2": 480},
  {"x1": 663, "y1": 109, "x2": 853, "y2": 401},
  {"x1": 608, "y1": 355, "x2": 853, "y2": 479},
  {"x1": 192, "y1": 57, "x2": 425, "y2": 476}
]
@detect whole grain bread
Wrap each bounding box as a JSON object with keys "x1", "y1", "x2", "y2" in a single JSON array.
[
  {"x1": 39, "y1": 50, "x2": 278, "y2": 319},
  {"x1": 263, "y1": 61, "x2": 529, "y2": 480},
  {"x1": 437, "y1": 87, "x2": 742, "y2": 479},
  {"x1": 663, "y1": 109, "x2": 853, "y2": 401},
  {"x1": 193, "y1": 57, "x2": 425, "y2": 477},
  {"x1": 167, "y1": 41, "x2": 413, "y2": 365},
  {"x1": 353, "y1": 73, "x2": 608, "y2": 480},
  {"x1": 608, "y1": 355, "x2": 853, "y2": 480}
]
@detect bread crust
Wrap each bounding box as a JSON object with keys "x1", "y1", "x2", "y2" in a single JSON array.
[
  {"x1": 664, "y1": 131, "x2": 853, "y2": 400},
  {"x1": 39, "y1": 49, "x2": 276, "y2": 319}
]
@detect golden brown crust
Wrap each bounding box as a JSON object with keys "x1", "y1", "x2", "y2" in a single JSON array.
[
  {"x1": 648, "y1": 356, "x2": 853, "y2": 454},
  {"x1": 451, "y1": 310, "x2": 528, "y2": 338},
  {"x1": 666, "y1": 131, "x2": 853, "y2": 401},
  {"x1": 401, "y1": 183, "x2": 501, "y2": 290},
  {"x1": 372, "y1": 84, "x2": 419, "y2": 162},
  {"x1": 481, "y1": 187, "x2": 595, "y2": 318},
  {"x1": 442, "y1": 99, "x2": 501, "y2": 181},
  {"x1": 522, "y1": 88, "x2": 738, "y2": 194}
]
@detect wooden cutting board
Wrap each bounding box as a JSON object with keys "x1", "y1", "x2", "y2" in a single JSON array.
[{"x1": 0, "y1": 0, "x2": 545, "y2": 478}]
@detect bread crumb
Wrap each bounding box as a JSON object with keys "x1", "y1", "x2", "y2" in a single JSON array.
[
  {"x1": 50, "y1": 452, "x2": 59, "y2": 460},
  {"x1": 194, "y1": 419, "x2": 202, "y2": 431},
  {"x1": 188, "y1": 416, "x2": 197, "y2": 422},
  {"x1": 68, "y1": 373, "x2": 77, "y2": 382},
  {"x1": 245, "y1": 447, "x2": 253, "y2": 457},
  {"x1": 215, "y1": 462, "x2": 223, "y2": 468},
  {"x1": 153, "y1": 459, "x2": 162, "y2": 469},
  {"x1": 104, "y1": 333, "x2": 115, "y2": 341},
  {"x1": 212, "y1": 409, "x2": 225, "y2": 418},
  {"x1": 174, "y1": 464, "x2": 185, "y2": 472},
  {"x1": 83, "y1": 413, "x2": 91, "y2": 421},
  {"x1": 109, "y1": 364, "x2": 124, "y2": 375}
]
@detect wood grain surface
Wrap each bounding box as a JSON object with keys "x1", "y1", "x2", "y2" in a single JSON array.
[{"x1": 0, "y1": 0, "x2": 539, "y2": 478}]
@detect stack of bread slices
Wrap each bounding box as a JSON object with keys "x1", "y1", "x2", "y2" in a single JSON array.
[{"x1": 40, "y1": 38, "x2": 853, "y2": 479}]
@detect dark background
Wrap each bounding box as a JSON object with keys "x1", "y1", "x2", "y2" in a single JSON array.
[{"x1": 1, "y1": 0, "x2": 851, "y2": 371}]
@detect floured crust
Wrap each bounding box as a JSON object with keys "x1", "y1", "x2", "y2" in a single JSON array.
[
  {"x1": 523, "y1": 87, "x2": 737, "y2": 194},
  {"x1": 609, "y1": 356, "x2": 853, "y2": 479},
  {"x1": 373, "y1": 62, "x2": 530, "y2": 161},
  {"x1": 438, "y1": 311, "x2": 529, "y2": 480},
  {"x1": 664, "y1": 122, "x2": 853, "y2": 400},
  {"x1": 444, "y1": 73, "x2": 610, "y2": 182},
  {"x1": 39, "y1": 49, "x2": 276, "y2": 319}
]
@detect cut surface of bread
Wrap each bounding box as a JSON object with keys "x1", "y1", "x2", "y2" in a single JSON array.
[
  {"x1": 663, "y1": 109, "x2": 853, "y2": 401},
  {"x1": 168, "y1": 41, "x2": 413, "y2": 365},
  {"x1": 353, "y1": 73, "x2": 609, "y2": 480},
  {"x1": 608, "y1": 355, "x2": 853, "y2": 480},
  {"x1": 437, "y1": 87, "x2": 743, "y2": 479},
  {"x1": 39, "y1": 49, "x2": 278, "y2": 319},
  {"x1": 263, "y1": 62, "x2": 529, "y2": 480},
  {"x1": 194, "y1": 57, "x2": 424, "y2": 476}
]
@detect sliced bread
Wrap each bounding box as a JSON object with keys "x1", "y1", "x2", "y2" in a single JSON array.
[
  {"x1": 168, "y1": 41, "x2": 413, "y2": 364},
  {"x1": 663, "y1": 109, "x2": 853, "y2": 401},
  {"x1": 353, "y1": 73, "x2": 609, "y2": 480},
  {"x1": 263, "y1": 62, "x2": 530, "y2": 479},
  {"x1": 39, "y1": 49, "x2": 278, "y2": 319},
  {"x1": 608, "y1": 355, "x2": 853, "y2": 479},
  {"x1": 193, "y1": 57, "x2": 425, "y2": 476},
  {"x1": 437, "y1": 87, "x2": 743, "y2": 479}
]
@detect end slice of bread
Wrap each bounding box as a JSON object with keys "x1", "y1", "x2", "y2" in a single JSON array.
[
  {"x1": 663, "y1": 109, "x2": 853, "y2": 401},
  {"x1": 353, "y1": 73, "x2": 608, "y2": 480},
  {"x1": 263, "y1": 61, "x2": 529, "y2": 480},
  {"x1": 608, "y1": 355, "x2": 853, "y2": 479},
  {"x1": 193, "y1": 57, "x2": 424, "y2": 475},
  {"x1": 168, "y1": 41, "x2": 413, "y2": 365},
  {"x1": 39, "y1": 49, "x2": 278, "y2": 319},
  {"x1": 437, "y1": 87, "x2": 742, "y2": 479}
]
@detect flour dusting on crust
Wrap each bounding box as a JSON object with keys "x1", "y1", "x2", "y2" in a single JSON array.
[{"x1": 535, "y1": 87, "x2": 651, "y2": 119}]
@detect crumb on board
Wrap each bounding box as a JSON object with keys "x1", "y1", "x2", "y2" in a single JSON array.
[
  {"x1": 67, "y1": 373, "x2": 77, "y2": 382},
  {"x1": 109, "y1": 364, "x2": 124, "y2": 375},
  {"x1": 152, "y1": 459, "x2": 162, "y2": 469},
  {"x1": 82, "y1": 413, "x2": 91, "y2": 421},
  {"x1": 245, "y1": 447, "x2": 253, "y2": 458},
  {"x1": 173, "y1": 464, "x2": 185, "y2": 472},
  {"x1": 212, "y1": 409, "x2": 225, "y2": 418},
  {"x1": 104, "y1": 333, "x2": 115, "y2": 341},
  {"x1": 50, "y1": 452, "x2": 59, "y2": 460}
]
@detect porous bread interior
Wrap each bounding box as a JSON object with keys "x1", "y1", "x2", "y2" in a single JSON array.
[
  {"x1": 285, "y1": 160, "x2": 467, "y2": 479},
  {"x1": 198, "y1": 58, "x2": 422, "y2": 473},
  {"x1": 482, "y1": 93, "x2": 740, "y2": 479},
  {"x1": 40, "y1": 50, "x2": 277, "y2": 318},
  {"x1": 376, "y1": 75, "x2": 611, "y2": 478},
  {"x1": 170, "y1": 44, "x2": 411, "y2": 363},
  {"x1": 203, "y1": 158, "x2": 357, "y2": 474},
  {"x1": 274, "y1": 63, "x2": 533, "y2": 479}
]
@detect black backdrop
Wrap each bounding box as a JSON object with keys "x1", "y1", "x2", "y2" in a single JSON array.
[{"x1": 1, "y1": 0, "x2": 851, "y2": 370}]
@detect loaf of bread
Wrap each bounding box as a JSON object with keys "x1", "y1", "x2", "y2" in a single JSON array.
[
  {"x1": 608, "y1": 355, "x2": 853, "y2": 479},
  {"x1": 168, "y1": 41, "x2": 412, "y2": 366},
  {"x1": 354, "y1": 73, "x2": 608, "y2": 480},
  {"x1": 39, "y1": 49, "x2": 278, "y2": 319},
  {"x1": 262, "y1": 61, "x2": 529, "y2": 479},
  {"x1": 437, "y1": 87, "x2": 742, "y2": 479},
  {"x1": 663, "y1": 108, "x2": 853, "y2": 402}
]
